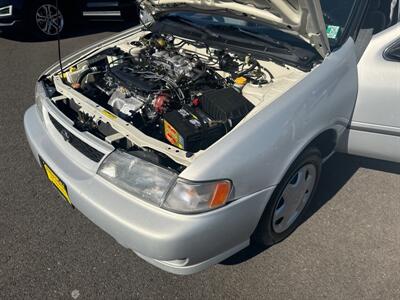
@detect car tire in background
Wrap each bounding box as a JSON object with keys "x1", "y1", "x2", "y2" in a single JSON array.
[
  {"x1": 253, "y1": 147, "x2": 322, "y2": 247},
  {"x1": 29, "y1": 0, "x2": 68, "y2": 39}
]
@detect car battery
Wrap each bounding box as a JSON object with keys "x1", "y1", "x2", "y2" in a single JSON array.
[
  {"x1": 163, "y1": 105, "x2": 226, "y2": 152},
  {"x1": 163, "y1": 88, "x2": 254, "y2": 152}
]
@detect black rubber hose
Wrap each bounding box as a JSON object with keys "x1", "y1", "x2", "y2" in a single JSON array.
[
  {"x1": 190, "y1": 68, "x2": 207, "y2": 82},
  {"x1": 78, "y1": 68, "x2": 95, "y2": 85},
  {"x1": 235, "y1": 60, "x2": 257, "y2": 77}
]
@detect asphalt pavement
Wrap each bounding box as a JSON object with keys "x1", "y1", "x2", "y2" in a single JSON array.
[{"x1": 1, "y1": 24, "x2": 400, "y2": 299}]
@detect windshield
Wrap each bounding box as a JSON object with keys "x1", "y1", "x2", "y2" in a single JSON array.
[
  {"x1": 320, "y1": 0, "x2": 358, "y2": 47},
  {"x1": 158, "y1": 11, "x2": 312, "y2": 49},
  {"x1": 154, "y1": 11, "x2": 319, "y2": 70},
  {"x1": 156, "y1": 0, "x2": 359, "y2": 50},
  {"x1": 153, "y1": 1, "x2": 361, "y2": 68}
]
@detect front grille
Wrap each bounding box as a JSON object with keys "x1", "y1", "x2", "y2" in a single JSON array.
[{"x1": 49, "y1": 114, "x2": 105, "y2": 163}]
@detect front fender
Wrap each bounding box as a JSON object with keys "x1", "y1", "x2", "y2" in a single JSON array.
[{"x1": 181, "y1": 39, "x2": 359, "y2": 199}]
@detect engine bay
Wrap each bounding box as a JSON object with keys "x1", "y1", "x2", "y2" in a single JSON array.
[
  {"x1": 45, "y1": 29, "x2": 307, "y2": 169},
  {"x1": 64, "y1": 33, "x2": 275, "y2": 148}
]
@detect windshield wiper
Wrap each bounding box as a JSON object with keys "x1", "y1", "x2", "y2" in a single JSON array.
[
  {"x1": 206, "y1": 24, "x2": 292, "y2": 52},
  {"x1": 161, "y1": 15, "x2": 220, "y2": 39},
  {"x1": 236, "y1": 27, "x2": 291, "y2": 50}
]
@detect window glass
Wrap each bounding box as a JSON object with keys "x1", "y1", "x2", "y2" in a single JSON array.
[
  {"x1": 320, "y1": 0, "x2": 358, "y2": 47},
  {"x1": 163, "y1": 11, "x2": 310, "y2": 48},
  {"x1": 162, "y1": 1, "x2": 362, "y2": 49},
  {"x1": 360, "y1": 0, "x2": 399, "y2": 34}
]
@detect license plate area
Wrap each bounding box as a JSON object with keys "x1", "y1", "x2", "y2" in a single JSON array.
[{"x1": 39, "y1": 156, "x2": 73, "y2": 207}]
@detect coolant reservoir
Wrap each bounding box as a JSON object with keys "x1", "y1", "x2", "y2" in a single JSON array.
[{"x1": 65, "y1": 65, "x2": 89, "y2": 84}]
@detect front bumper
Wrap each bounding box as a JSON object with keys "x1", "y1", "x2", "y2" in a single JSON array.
[{"x1": 24, "y1": 105, "x2": 274, "y2": 274}]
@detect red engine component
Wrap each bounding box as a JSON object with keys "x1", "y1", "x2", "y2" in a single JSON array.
[
  {"x1": 153, "y1": 94, "x2": 170, "y2": 114},
  {"x1": 192, "y1": 97, "x2": 200, "y2": 107}
]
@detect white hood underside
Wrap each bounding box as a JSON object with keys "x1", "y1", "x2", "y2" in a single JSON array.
[{"x1": 142, "y1": 0, "x2": 330, "y2": 57}]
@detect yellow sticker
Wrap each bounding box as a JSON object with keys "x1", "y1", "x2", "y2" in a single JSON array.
[
  {"x1": 164, "y1": 120, "x2": 184, "y2": 149},
  {"x1": 101, "y1": 109, "x2": 118, "y2": 120},
  {"x1": 43, "y1": 163, "x2": 72, "y2": 205}
]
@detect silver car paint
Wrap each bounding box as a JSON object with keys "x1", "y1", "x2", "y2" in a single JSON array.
[
  {"x1": 25, "y1": 24, "x2": 363, "y2": 274},
  {"x1": 24, "y1": 105, "x2": 274, "y2": 274},
  {"x1": 41, "y1": 28, "x2": 360, "y2": 199},
  {"x1": 352, "y1": 24, "x2": 400, "y2": 128},
  {"x1": 344, "y1": 24, "x2": 400, "y2": 162},
  {"x1": 181, "y1": 39, "x2": 359, "y2": 199}
]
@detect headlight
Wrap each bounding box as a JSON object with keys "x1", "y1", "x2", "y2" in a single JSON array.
[
  {"x1": 97, "y1": 150, "x2": 178, "y2": 206},
  {"x1": 162, "y1": 179, "x2": 232, "y2": 213},
  {"x1": 0, "y1": 5, "x2": 12, "y2": 17},
  {"x1": 35, "y1": 81, "x2": 47, "y2": 122},
  {"x1": 98, "y1": 151, "x2": 232, "y2": 213}
]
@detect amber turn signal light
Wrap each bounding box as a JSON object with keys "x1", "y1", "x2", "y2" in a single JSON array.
[{"x1": 209, "y1": 181, "x2": 232, "y2": 208}]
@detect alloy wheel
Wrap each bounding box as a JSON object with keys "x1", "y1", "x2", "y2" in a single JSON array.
[{"x1": 35, "y1": 4, "x2": 64, "y2": 36}]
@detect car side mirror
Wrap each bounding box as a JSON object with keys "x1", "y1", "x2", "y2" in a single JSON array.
[{"x1": 384, "y1": 41, "x2": 400, "y2": 61}]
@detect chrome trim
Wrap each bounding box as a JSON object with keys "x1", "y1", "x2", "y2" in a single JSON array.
[
  {"x1": 383, "y1": 39, "x2": 400, "y2": 62},
  {"x1": 87, "y1": 2, "x2": 119, "y2": 8},
  {"x1": 0, "y1": 20, "x2": 16, "y2": 26},
  {"x1": 350, "y1": 121, "x2": 400, "y2": 137},
  {"x1": 82, "y1": 11, "x2": 121, "y2": 17}
]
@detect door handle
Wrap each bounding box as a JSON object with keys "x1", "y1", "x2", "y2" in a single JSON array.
[{"x1": 384, "y1": 40, "x2": 400, "y2": 62}]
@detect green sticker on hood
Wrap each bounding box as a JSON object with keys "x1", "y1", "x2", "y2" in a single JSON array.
[{"x1": 326, "y1": 25, "x2": 340, "y2": 39}]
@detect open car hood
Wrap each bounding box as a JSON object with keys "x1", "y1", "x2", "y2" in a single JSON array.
[{"x1": 141, "y1": 0, "x2": 330, "y2": 57}]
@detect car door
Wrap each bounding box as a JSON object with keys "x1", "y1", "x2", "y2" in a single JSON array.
[{"x1": 344, "y1": 8, "x2": 400, "y2": 163}]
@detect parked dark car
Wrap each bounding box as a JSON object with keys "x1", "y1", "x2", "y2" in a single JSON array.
[{"x1": 0, "y1": 0, "x2": 138, "y2": 38}]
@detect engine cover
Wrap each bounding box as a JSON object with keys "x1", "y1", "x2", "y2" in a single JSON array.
[{"x1": 110, "y1": 65, "x2": 164, "y2": 93}]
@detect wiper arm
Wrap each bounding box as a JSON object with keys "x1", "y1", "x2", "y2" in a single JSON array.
[{"x1": 162, "y1": 16, "x2": 220, "y2": 39}]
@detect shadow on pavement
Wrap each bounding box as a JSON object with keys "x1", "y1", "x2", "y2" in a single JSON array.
[
  {"x1": 0, "y1": 20, "x2": 138, "y2": 43},
  {"x1": 221, "y1": 153, "x2": 400, "y2": 265}
]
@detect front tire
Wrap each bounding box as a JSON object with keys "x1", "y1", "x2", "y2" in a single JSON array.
[
  {"x1": 253, "y1": 147, "x2": 322, "y2": 247},
  {"x1": 30, "y1": 0, "x2": 65, "y2": 39}
]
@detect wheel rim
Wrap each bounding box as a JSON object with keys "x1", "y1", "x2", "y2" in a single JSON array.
[
  {"x1": 272, "y1": 164, "x2": 317, "y2": 234},
  {"x1": 35, "y1": 4, "x2": 64, "y2": 36}
]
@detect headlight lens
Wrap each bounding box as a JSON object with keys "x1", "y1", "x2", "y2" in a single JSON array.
[
  {"x1": 97, "y1": 150, "x2": 178, "y2": 206},
  {"x1": 35, "y1": 81, "x2": 47, "y2": 122},
  {"x1": 163, "y1": 179, "x2": 231, "y2": 213},
  {"x1": 98, "y1": 151, "x2": 233, "y2": 213},
  {"x1": 0, "y1": 5, "x2": 12, "y2": 17}
]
